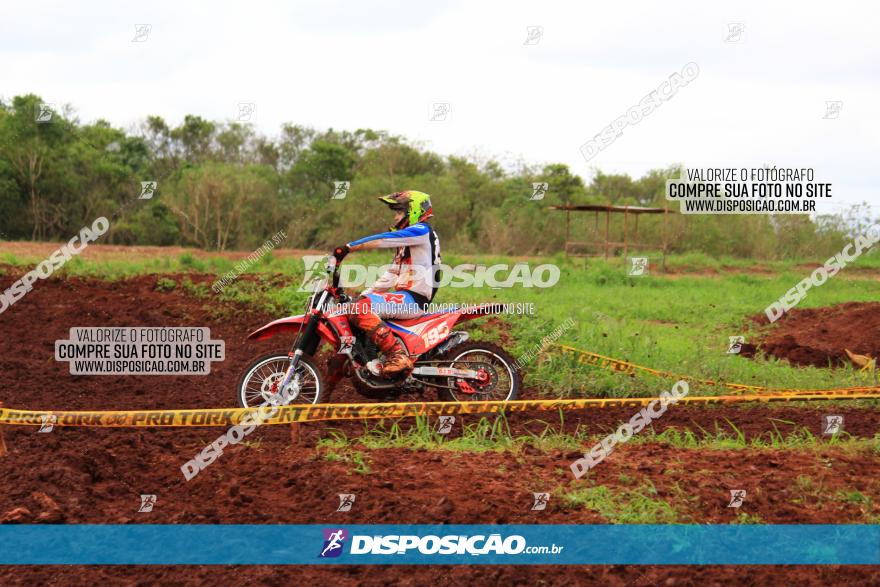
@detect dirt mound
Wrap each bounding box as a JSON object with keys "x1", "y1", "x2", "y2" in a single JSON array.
[{"x1": 749, "y1": 302, "x2": 880, "y2": 368}]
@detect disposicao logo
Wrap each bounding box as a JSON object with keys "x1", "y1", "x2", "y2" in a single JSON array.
[
  {"x1": 317, "y1": 530, "x2": 562, "y2": 558},
  {"x1": 319, "y1": 528, "x2": 348, "y2": 558}
]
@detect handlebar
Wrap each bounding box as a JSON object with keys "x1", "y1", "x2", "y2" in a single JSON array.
[{"x1": 325, "y1": 255, "x2": 342, "y2": 293}]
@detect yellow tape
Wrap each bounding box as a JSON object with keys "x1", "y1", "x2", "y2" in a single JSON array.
[
  {"x1": 0, "y1": 344, "x2": 875, "y2": 428},
  {"x1": 554, "y1": 344, "x2": 880, "y2": 396},
  {"x1": 1, "y1": 393, "x2": 879, "y2": 427}
]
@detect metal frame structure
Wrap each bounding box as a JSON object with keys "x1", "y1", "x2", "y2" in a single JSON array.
[{"x1": 549, "y1": 204, "x2": 676, "y2": 267}]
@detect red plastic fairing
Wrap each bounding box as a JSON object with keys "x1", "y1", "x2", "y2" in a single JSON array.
[
  {"x1": 385, "y1": 303, "x2": 506, "y2": 354},
  {"x1": 385, "y1": 313, "x2": 454, "y2": 355},
  {"x1": 390, "y1": 303, "x2": 505, "y2": 328},
  {"x1": 246, "y1": 314, "x2": 338, "y2": 345}
]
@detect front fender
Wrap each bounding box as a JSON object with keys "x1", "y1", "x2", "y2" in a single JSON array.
[{"x1": 247, "y1": 314, "x2": 338, "y2": 345}]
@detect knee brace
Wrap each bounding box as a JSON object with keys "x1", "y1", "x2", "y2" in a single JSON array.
[{"x1": 349, "y1": 296, "x2": 381, "y2": 331}]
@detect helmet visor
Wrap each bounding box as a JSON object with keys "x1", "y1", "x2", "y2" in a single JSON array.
[{"x1": 379, "y1": 194, "x2": 410, "y2": 212}]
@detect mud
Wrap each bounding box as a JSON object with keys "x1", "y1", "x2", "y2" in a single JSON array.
[
  {"x1": 748, "y1": 302, "x2": 880, "y2": 368},
  {"x1": 1, "y1": 565, "x2": 878, "y2": 586},
  {"x1": 1, "y1": 271, "x2": 878, "y2": 585}
]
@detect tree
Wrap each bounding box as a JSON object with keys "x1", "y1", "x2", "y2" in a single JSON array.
[
  {"x1": 165, "y1": 162, "x2": 278, "y2": 250},
  {"x1": 0, "y1": 95, "x2": 71, "y2": 239},
  {"x1": 287, "y1": 140, "x2": 355, "y2": 199},
  {"x1": 170, "y1": 115, "x2": 216, "y2": 163},
  {"x1": 588, "y1": 171, "x2": 640, "y2": 205},
  {"x1": 537, "y1": 163, "x2": 586, "y2": 204}
]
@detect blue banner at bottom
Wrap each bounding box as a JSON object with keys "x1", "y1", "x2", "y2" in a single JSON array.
[{"x1": 0, "y1": 525, "x2": 877, "y2": 565}]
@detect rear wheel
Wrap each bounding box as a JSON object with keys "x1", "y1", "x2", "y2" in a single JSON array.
[
  {"x1": 438, "y1": 341, "x2": 521, "y2": 402},
  {"x1": 237, "y1": 352, "x2": 325, "y2": 408}
]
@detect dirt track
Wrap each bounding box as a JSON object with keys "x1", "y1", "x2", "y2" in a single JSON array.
[
  {"x1": 748, "y1": 302, "x2": 880, "y2": 368},
  {"x1": 0, "y1": 241, "x2": 325, "y2": 262},
  {"x1": 2, "y1": 565, "x2": 878, "y2": 586},
  {"x1": 1, "y1": 271, "x2": 878, "y2": 585}
]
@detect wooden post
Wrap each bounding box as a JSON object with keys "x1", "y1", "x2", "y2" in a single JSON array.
[
  {"x1": 662, "y1": 206, "x2": 669, "y2": 272},
  {"x1": 290, "y1": 422, "x2": 302, "y2": 446},
  {"x1": 564, "y1": 208, "x2": 570, "y2": 258},
  {"x1": 604, "y1": 209, "x2": 610, "y2": 260},
  {"x1": 623, "y1": 205, "x2": 629, "y2": 260},
  {"x1": 0, "y1": 402, "x2": 7, "y2": 457}
]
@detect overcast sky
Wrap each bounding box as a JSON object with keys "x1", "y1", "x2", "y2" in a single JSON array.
[{"x1": 3, "y1": 0, "x2": 877, "y2": 214}]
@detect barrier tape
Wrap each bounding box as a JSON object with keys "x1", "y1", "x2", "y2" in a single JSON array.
[
  {"x1": 1, "y1": 392, "x2": 879, "y2": 427},
  {"x1": 554, "y1": 344, "x2": 880, "y2": 396},
  {"x1": 1, "y1": 344, "x2": 876, "y2": 428}
]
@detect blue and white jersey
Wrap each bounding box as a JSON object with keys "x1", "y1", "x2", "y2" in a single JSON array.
[{"x1": 348, "y1": 223, "x2": 441, "y2": 302}]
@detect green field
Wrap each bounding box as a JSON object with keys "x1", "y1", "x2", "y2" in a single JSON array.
[{"x1": 3, "y1": 247, "x2": 878, "y2": 398}]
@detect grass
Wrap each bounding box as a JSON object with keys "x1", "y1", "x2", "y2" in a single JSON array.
[
  {"x1": 2, "y1": 246, "x2": 879, "y2": 396},
  {"x1": 312, "y1": 414, "x2": 879, "y2": 458},
  {"x1": 155, "y1": 277, "x2": 177, "y2": 292},
  {"x1": 319, "y1": 445, "x2": 372, "y2": 475},
  {"x1": 732, "y1": 512, "x2": 765, "y2": 524},
  {"x1": 2, "y1": 242, "x2": 876, "y2": 523},
  {"x1": 320, "y1": 416, "x2": 521, "y2": 453},
  {"x1": 835, "y1": 490, "x2": 878, "y2": 522},
  {"x1": 557, "y1": 482, "x2": 683, "y2": 523},
  {"x1": 792, "y1": 475, "x2": 831, "y2": 508},
  {"x1": 625, "y1": 421, "x2": 872, "y2": 451}
]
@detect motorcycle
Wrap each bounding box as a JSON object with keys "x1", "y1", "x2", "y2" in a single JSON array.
[{"x1": 236, "y1": 255, "x2": 522, "y2": 407}]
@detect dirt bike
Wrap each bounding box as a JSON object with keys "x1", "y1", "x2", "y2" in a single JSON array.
[{"x1": 236, "y1": 255, "x2": 521, "y2": 407}]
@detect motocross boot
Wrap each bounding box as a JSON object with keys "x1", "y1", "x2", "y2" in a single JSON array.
[{"x1": 367, "y1": 323, "x2": 413, "y2": 378}]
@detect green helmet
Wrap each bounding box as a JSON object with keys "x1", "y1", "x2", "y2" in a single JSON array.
[{"x1": 378, "y1": 191, "x2": 433, "y2": 229}]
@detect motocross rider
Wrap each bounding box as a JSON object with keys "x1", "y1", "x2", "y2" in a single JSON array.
[{"x1": 332, "y1": 191, "x2": 441, "y2": 377}]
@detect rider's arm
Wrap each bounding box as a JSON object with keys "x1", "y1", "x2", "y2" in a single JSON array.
[{"x1": 346, "y1": 223, "x2": 430, "y2": 252}]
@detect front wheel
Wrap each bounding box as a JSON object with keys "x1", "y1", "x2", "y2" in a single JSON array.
[
  {"x1": 438, "y1": 341, "x2": 521, "y2": 402},
  {"x1": 237, "y1": 352, "x2": 325, "y2": 408}
]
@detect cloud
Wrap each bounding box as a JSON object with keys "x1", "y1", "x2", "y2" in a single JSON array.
[{"x1": 1, "y1": 0, "x2": 876, "y2": 212}]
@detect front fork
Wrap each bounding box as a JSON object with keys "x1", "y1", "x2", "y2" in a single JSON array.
[{"x1": 278, "y1": 312, "x2": 322, "y2": 400}]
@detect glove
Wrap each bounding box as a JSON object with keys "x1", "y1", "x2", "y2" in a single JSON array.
[{"x1": 332, "y1": 244, "x2": 350, "y2": 262}]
